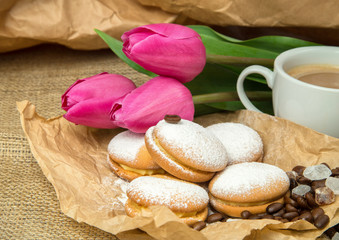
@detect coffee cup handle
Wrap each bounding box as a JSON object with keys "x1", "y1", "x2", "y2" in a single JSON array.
[{"x1": 236, "y1": 65, "x2": 274, "y2": 113}]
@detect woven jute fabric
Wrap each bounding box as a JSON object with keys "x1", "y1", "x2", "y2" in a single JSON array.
[{"x1": 0, "y1": 44, "x2": 150, "y2": 239}]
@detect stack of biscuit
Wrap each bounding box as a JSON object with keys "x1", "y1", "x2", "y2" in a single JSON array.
[{"x1": 107, "y1": 115, "x2": 290, "y2": 226}]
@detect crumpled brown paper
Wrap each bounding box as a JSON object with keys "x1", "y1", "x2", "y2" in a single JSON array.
[
  {"x1": 0, "y1": 0, "x2": 180, "y2": 53},
  {"x1": 138, "y1": 0, "x2": 339, "y2": 28},
  {"x1": 17, "y1": 100, "x2": 339, "y2": 240},
  {"x1": 3, "y1": 0, "x2": 339, "y2": 53}
]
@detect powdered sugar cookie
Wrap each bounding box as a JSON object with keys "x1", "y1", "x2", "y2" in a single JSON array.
[
  {"x1": 125, "y1": 175, "x2": 209, "y2": 225},
  {"x1": 206, "y1": 122, "x2": 263, "y2": 165},
  {"x1": 108, "y1": 130, "x2": 165, "y2": 181},
  {"x1": 209, "y1": 162, "x2": 290, "y2": 217},
  {"x1": 145, "y1": 115, "x2": 228, "y2": 182}
]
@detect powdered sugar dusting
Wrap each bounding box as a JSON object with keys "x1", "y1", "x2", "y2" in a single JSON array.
[
  {"x1": 107, "y1": 130, "x2": 145, "y2": 162},
  {"x1": 98, "y1": 176, "x2": 129, "y2": 211},
  {"x1": 211, "y1": 162, "x2": 289, "y2": 197},
  {"x1": 207, "y1": 123, "x2": 263, "y2": 165},
  {"x1": 155, "y1": 119, "x2": 228, "y2": 170},
  {"x1": 127, "y1": 176, "x2": 209, "y2": 210},
  {"x1": 145, "y1": 127, "x2": 194, "y2": 177}
]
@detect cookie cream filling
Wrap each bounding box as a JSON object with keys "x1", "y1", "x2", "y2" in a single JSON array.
[
  {"x1": 119, "y1": 163, "x2": 165, "y2": 175},
  {"x1": 129, "y1": 200, "x2": 199, "y2": 218},
  {"x1": 210, "y1": 193, "x2": 285, "y2": 207}
]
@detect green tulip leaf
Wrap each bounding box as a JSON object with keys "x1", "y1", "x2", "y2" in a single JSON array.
[
  {"x1": 205, "y1": 100, "x2": 274, "y2": 115},
  {"x1": 189, "y1": 25, "x2": 320, "y2": 53},
  {"x1": 193, "y1": 104, "x2": 224, "y2": 117},
  {"x1": 187, "y1": 63, "x2": 270, "y2": 94},
  {"x1": 201, "y1": 35, "x2": 278, "y2": 58},
  {"x1": 94, "y1": 29, "x2": 157, "y2": 77},
  {"x1": 188, "y1": 25, "x2": 238, "y2": 42},
  {"x1": 187, "y1": 63, "x2": 273, "y2": 114}
]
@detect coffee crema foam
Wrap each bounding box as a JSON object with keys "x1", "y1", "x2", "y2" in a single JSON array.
[{"x1": 287, "y1": 64, "x2": 339, "y2": 89}]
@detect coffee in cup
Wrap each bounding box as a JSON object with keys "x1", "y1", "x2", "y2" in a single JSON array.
[
  {"x1": 236, "y1": 46, "x2": 339, "y2": 138},
  {"x1": 288, "y1": 64, "x2": 339, "y2": 89}
]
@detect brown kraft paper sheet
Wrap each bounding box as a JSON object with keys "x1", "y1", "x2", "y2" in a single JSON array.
[
  {"x1": 3, "y1": 0, "x2": 339, "y2": 53},
  {"x1": 0, "y1": 0, "x2": 178, "y2": 53},
  {"x1": 17, "y1": 100, "x2": 339, "y2": 240},
  {"x1": 138, "y1": 0, "x2": 339, "y2": 28}
]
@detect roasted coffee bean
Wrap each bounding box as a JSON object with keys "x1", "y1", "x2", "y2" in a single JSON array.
[
  {"x1": 321, "y1": 162, "x2": 331, "y2": 170},
  {"x1": 261, "y1": 214, "x2": 274, "y2": 219},
  {"x1": 311, "y1": 207, "x2": 325, "y2": 221},
  {"x1": 274, "y1": 216, "x2": 283, "y2": 221},
  {"x1": 285, "y1": 203, "x2": 298, "y2": 213},
  {"x1": 311, "y1": 179, "x2": 326, "y2": 192},
  {"x1": 332, "y1": 167, "x2": 339, "y2": 176},
  {"x1": 293, "y1": 165, "x2": 306, "y2": 176},
  {"x1": 305, "y1": 192, "x2": 318, "y2": 208},
  {"x1": 257, "y1": 212, "x2": 268, "y2": 218},
  {"x1": 289, "y1": 178, "x2": 298, "y2": 190},
  {"x1": 192, "y1": 221, "x2": 206, "y2": 231},
  {"x1": 164, "y1": 114, "x2": 181, "y2": 124},
  {"x1": 296, "y1": 176, "x2": 312, "y2": 185},
  {"x1": 291, "y1": 193, "x2": 299, "y2": 201},
  {"x1": 279, "y1": 218, "x2": 289, "y2": 223},
  {"x1": 291, "y1": 216, "x2": 300, "y2": 222},
  {"x1": 299, "y1": 209, "x2": 310, "y2": 215},
  {"x1": 282, "y1": 212, "x2": 299, "y2": 221},
  {"x1": 266, "y1": 202, "x2": 284, "y2": 214},
  {"x1": 220, "y1": 217, "x2": 228, "y2": 222},
  {"x1": 324, "y1": 227, "x2": 337, "y2": 239},
  {"x1": 241, "y1": 210, "x2": 252, "y2": 219},
  {"x1": 299, "y1": 211, "x2": 313, "y2": 223},
  {"x1": 314, "y1": 214, "x2": 330, "y2": 229},
  {"x1": 206, "y1": 213, "x2": 224, "y2": 223},
  {"x1": 284, "y1": 196, "x2": 299, "y2": 208},
  {"x1": 272, "y1": 208, "x2": 285, "y2": 217},
  {"x1": 286, "y1": 171, "x2": 298, "y2": 180},
  {"x1": 248, "y1": 214, "x2": 261, "y2": 219},
  {"x1": 296, "y1": 196, "x2": 311, "y2": 209}
]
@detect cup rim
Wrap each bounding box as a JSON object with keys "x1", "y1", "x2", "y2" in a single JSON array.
[{"x1": 274, "y1": 46, "x2": 339, "y2": 92}]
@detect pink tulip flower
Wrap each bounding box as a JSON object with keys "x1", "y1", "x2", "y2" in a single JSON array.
[
  {"x1": 122, "y1": 23, "x2": 206, "y2": 83},
  {"x1": 110, "y1": 76, "x2": 194, "y2": 133},
  {"x1": 62, "y1": 72, "x2": 136, "y2": 129}
]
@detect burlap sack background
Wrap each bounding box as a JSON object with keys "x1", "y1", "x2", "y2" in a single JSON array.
[{"x1": 0, "y1": 44, "x2": 150, "y2": 239}]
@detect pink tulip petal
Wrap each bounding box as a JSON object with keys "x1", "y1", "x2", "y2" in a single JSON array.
[
  {"x1": 110, "y1": 76, "x2": 194, "y2": 133},
  {"x1": 124, "y1": 35, "x2": 205, "y2": 82},
  {"x1": 122, "y1": 24, "x2": 206, "y2": 83},
  {"x1": 62, "y1": 73, "x2": 136, "y2": 109},
  {"x1": 64, "y1": 98, "x2": 119, "y2": 129},
  {"x1": 122, "y1": 23, "x2": 198, "y2": 41},
  {"x1": 61, "y1": 72, "x2": 136, "y2": 129}
]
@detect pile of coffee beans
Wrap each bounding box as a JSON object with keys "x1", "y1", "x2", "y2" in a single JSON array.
[
  {"x1": 190, "y1": 163, "x2": 338, "y2": 235},
  {"x1": 240, "y1": 196, "x2": 329, "y2": 228},
  {"x1": 191, "y1": 213, "x2": 228, "y2": 231},
  {"x1": 239, "y1": 163, "x2": 338, "y2": 229}
]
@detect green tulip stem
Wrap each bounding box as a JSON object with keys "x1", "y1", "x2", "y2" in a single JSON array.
[
  {"x1": 206, "y1": 54, "x2": 274, "y2": 67},
  {"x1": 192, "y1": 91, "x2": 272, "y2": 104}
]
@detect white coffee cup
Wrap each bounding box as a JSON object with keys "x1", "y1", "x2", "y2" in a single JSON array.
[{"x1": 237, "y1": 46, "x2": 339, "y2": 138}]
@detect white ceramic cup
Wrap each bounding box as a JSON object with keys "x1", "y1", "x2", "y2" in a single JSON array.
[{"x1": 237, "y1": 46, "x2": 339, "y2": 138}]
